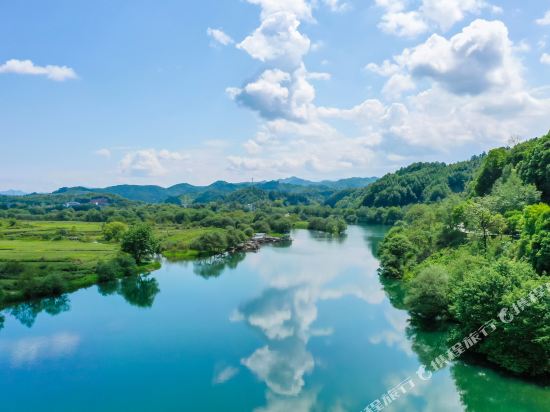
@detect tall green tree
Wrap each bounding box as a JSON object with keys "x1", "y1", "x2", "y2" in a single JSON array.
[
  {"x1": 121, "y1": 225, "x2": 159, "y2": 264},
  {"x1": 474, "y1": 148, "x2": 509, "y2": 196}
]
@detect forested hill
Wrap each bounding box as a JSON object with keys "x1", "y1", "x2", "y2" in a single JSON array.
[
  {"x1": 329, "y1": 157, "x2": 483, "y2": 208},
  {"x1": 53, "y1": 177, "x2": 378, "y2": 204}
]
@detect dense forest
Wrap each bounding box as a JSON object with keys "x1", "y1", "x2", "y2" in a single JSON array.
[{"x1": 378, "y1": 132, "x2": 549, "y2": 377}]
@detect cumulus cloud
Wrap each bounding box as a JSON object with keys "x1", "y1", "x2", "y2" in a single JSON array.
[
  {"x1": 207, "y1": 28, "x2": 234, "y2": 46},
  {"x1": 119, "y1": 149, "x2": 188, "y2": 177},
  {"x1": 230, "y1": 66, "x2": 316, "y2": 122},
  {"x1": 237, "y1": 12, "x2": 310, "y2": 67},
  {"x1": 375, "y1": 0, "x2": 499, "y2": 37},
  {"x1": 224, "y1": 0, "x2": 550, "y2": 176},
  {"x1": 370, "y1": 18, "x2": 521, "y2": 97},
  {"x1": 319, "y1": 19, "x2": 550, "y2": 149},
  {"x1": 379, "y1": 9, "x2": 428, "y2": 37},
  {"x1": 536, "y1": 10, "x2": 550, "y2": 26},
  {"x1": 541, "y1": 53, "x2": 550, "y2": 65},
  {"x1": 392, "y1": 20, "x2": 523, "y2": 96},
  {"x1": 382, "y1": 73, "x2": 416, "y2": 99},
  {"x1": 0, "y1": 59, "x2": 77, "y2": 81}
]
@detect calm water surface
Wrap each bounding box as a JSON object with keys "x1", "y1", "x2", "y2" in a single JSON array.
[{"x1": 0, "y1": 226, "x2": 548, "y2": 411}]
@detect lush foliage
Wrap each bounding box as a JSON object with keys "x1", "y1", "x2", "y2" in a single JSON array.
[
  {"x1": 121, "y1": 225, "x2": 160, "y2": 263},
  {"x1": 378, "y1": 133, "x2": 549, "y2": 376}
]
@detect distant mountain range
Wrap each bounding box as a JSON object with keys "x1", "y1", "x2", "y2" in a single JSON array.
[
  {"x1": 0, "y1": 190, "x2": 27, "y2": 196},
  {"x1": 53, "y1": 177, "x2": 378, "y2": 204}
]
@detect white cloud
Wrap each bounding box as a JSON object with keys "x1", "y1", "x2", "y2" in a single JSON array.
[
  {"x1": 366, "y1": 60, "x2": 401, "y2": 77},
  {"x1": 394, "y1": 20, "x2": 523, "y2": 95},
  {"x1": 307, "y1": 71, "x2": 331, "y2": 81},
  {"x1": 245, "y1": 0, "x2": 313, "y2": 21},
  {"x1": 0, "y1": 59, "x2": 77, "y2": 81},
  {"x1": 382, "y1": 73, "x2": 416, "y2": 99},
  {"x1": 213, "y1": 366, "x2": 239, "y2": 384},
  {"x1": 0, "y1": 333, "x2": 80, "y2": 367},
  {"x1": 241, "y1": 344, "x2": 314, "y2": 396},
  {"x1": 379, "y1": 10, "x2": 429, "y2": 37},
  {"x1": 541, "y1": 53, "x2": 550, "y2": 65},
  {"x1": 375, "y1": 0, "x2": 499, "y2": 37},
  {"x1": 420, "y1": 0, "x2": 489, "y2": 31},
  {"x1": 119, "y1": 149, "x2": 188, "y2": 177},
  {"x1": 536, "y1": 10, "x2": 550, "y2": 26},
  {"x1": 319, "y1": 19, "x2": 550, "y2": 150},
  {"x1": 207, "y1": 28, "x2": 234, "y2": 46},
  {"x1": 237, "y1": 12, "x2": 310, "y2": 67},
  {"x1": 323, "y1": 0, "x2": 351, "y2": 13},
  {"x1": 231, "y1": 66, "x2": 316, "y2": 122},
  {"x1": 94, "y1": 148, "x2": 111, "y2": 158}
]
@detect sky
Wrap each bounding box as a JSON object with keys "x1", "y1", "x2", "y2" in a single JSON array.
[{"x1": 1, "y1": 0, "x2": 550, "y2": 192}]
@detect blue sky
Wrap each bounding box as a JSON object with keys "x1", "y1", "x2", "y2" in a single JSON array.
[{"x1": 1, "y1": 0, "x2": 549, "y2": 192}]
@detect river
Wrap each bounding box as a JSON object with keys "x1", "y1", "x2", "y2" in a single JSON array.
[{"x1": 0, "y1": 225, "x2": 548, "y2": 411}]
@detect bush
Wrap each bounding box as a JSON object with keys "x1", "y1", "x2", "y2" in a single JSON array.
[
  {"x1": 103, "y1": 222, "x2": 129, "y2": 242},
  {"x1": 269, "y1": 218, "x2": 292, "y2": 234},
  {"x1": 225, "y1": 229, "x2": 247, "y2": 248},
  {"x1": 379, "y1": 229, "x2": 417, "y2": 278},
  {"x1": 404, "y1": 266, "x2": 450, "y2": 319},
  {"x1": 190, "y1": 232, "x2": 228, "y2": 255},
  {"x1": 96, "y1": 254, "x2": 138, "y2": 282},
  {"x1": 21, "y1": 273, "x2": 67, "y2": 299},
  {"x1": 96, "y1": 261, "x2": 119, "y2": 283},
  {"x1": 114, "y1": 254, "x2": 139, "y2": 277},
  {"x1": 253, "y1": 220, "x2": 271, "y2": 233},
  {"x1": 0, "y1": 261, "x2": 25, "y2": 278}
]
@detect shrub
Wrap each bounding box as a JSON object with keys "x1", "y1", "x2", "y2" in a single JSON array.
[
  {"x1": 103, "y1": 222, "x2": 129, "y2": 242},
  {"x1": 253, "y1": 220, "x2": 271, "y2": 233},
  {"x1": 404, "y1": 266, "x2": 450, "y2": 319},
  {"x1": 0, "y1": 261, "x2": 25, "y2": 278},
  {"x1": 21, "y1": 273, "x2": 67, "y2": 299},
  {"x1": 96, "y1": 261, "x2": 119, "y2": 283},
  {"x1": 96, "y1": 254, "x2": 138, "y2": 282},
  {"x1": 190, "y1": 232, "x2": 228, "y2": 255}
]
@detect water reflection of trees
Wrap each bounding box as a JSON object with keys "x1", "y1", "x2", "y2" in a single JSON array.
[
  {"x1": 308, "y1": 230, "x2": 347, "y2": 244},
  {"x1": 193, "y1": 252, "x2": 246, "y2": 279},
  {"x1": 378, "y1": 274, "x2": 407, "y2": 310},
  {"x1": 97, "y1": 276, "x2": 161, "y2": 308},
  {"x1": 8, "y1": 295, "x2": 71, "y2": 327},
  {"x1": 450, "y1": 361, "x2": 550, "y2": 411},
  {"x1": 119, "y1": 277, "x2": 160, "y2": 308},
  {"x1": 362, "y1": 225, "x2": 388, "y2": 258},
  {"x1": 385, "y1": 277, "x2": 550, "y2": 412}
]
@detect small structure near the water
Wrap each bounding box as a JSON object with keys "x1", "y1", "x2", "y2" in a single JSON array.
[{"x1": 238, "y1": 233, "x2": 291, "y2": 252}]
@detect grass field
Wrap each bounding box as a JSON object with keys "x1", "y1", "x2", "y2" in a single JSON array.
[
  {"x1": 0, "y1": 239, "x2": 117, "y2": 262},
  {"x1": 155, "y1": 225, "x2": 224, "y2": 260},
  {"x1": 0, "y1": 220, "x2": 126, "y2": 305}
]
